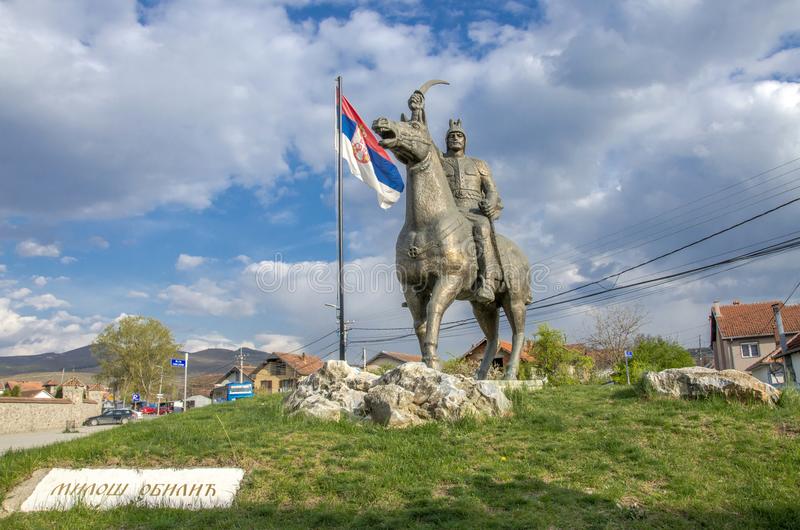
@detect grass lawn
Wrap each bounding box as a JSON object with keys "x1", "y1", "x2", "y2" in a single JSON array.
[{"x1": 1, "y1": 385, "x2": 799, "y2": 529}]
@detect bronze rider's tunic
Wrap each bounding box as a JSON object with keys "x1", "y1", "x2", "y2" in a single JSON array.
[{"x1": 441, "y1": 154, "x2": 503, "y2": 292}]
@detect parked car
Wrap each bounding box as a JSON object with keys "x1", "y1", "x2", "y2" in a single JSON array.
[
  {"x1": 84, "y1": 409, "x2": 135, "y2": 426},
  {"x1": 116, "y1": 408, "x2": 142, "y2": 419},
  {"x1": 140, "y1": 405, "x2": 157, "y2": 415}
]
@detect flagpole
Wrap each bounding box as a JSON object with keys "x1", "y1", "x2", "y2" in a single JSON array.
[{"x1": 336, "y1": 76, "x2": 346, "y2": 362}]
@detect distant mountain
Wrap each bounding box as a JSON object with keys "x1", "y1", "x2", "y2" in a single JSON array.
[{"x1": 0, "y1": 345, "x2": 271, "y2": 378}]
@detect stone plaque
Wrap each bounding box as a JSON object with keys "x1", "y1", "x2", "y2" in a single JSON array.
[{"x1": 6, "y1": 468, "x2": 244, "y2": 512}]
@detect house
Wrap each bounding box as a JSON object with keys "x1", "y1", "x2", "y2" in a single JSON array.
[
  {"x1": 462, "y1": 338, "x2": 535, "y2": 368},
  {"x1": 365, "y1": 351, "x2": 422, "y2": 372},
  {"x1": 774, "y1": 333, "x2": 800, "y2": 385},
  {"x1": 3, "y1": 380, "x2": 45, "y2": 396},
  {"x1": 745, "y1": 346, "x2": 786, "y2": 386},
  {"x1": 249, "y1": 352, "x2": 323, "y2": 394},
  {"x1": 710, "y1": 300, "x2": 800, "y2": 372},
  {"x1": 18, "y1": 388, "x2": 54, "y2": 399},
  {"x1": 86, "y1": 383, "x2": 107, "y2": 403},
  {"x1": 185, "y1": 394, "x2": 212, "y2": 409},
  {"x1": 211, "y1": 365, "x2": 256, "y2": 402},
  {"x1": 42, "y1": 379, "x2": 60, "y2": 395}
]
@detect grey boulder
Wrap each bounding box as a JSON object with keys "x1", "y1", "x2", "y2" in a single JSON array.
[
  {"x1": 285, "y1": 361, "x2": 512, "y2": 427},
  {"x1": 641, "y1": 366, "x2": 781, "y2": 405}
]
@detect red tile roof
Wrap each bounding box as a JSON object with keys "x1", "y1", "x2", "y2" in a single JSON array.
[
  {"x1": 465, "y1": 338, "x2": 535, "y2": 363},
  {"x1": 714, "y1": 301, "x2": 800, "y2": 338},
  {"x1": 43, "y1": 379, "x2": 59, "y2": 386},
  {"x1": 19, "y1": 388, "x2": 53, "y2": 398},
  {"x1": 86, "y1": 383, "x2": 106, "y2": 391},
  {"x1": 4, "y1": 381, "x2": 44, "y2": 392},
  {"x1": 273, "y1": 352, "x2": 324, "y2": 376}
]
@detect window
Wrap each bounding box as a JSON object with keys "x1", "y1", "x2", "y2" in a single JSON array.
[
  {"x1": 260, "y1": 380, "x2": 273, "y2": 392},
  {"x1": 741, "y1": 343, "x2": 759, "y2": 358},
  {"x1": 279, "y1": 379, "x2": 295, "y2": 393}
]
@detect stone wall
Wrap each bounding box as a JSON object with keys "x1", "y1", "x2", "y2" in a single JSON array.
[{"x1": 0, "y1": 398, "x2": 102, "y2": 434}]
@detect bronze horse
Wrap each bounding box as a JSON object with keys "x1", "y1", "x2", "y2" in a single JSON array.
[{"x1": 372, "y1": 85, "x2": 532, "y2": 380}]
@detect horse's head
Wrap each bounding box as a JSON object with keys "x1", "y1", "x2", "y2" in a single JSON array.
[{"x1": 371, "y1": 115, "x2": 433, "y2": 167}]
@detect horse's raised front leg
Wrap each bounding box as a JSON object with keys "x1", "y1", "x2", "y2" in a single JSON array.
[
  {"x1": 501, "y1": 296, "x2": 527, "y2": 380},
  {"x1": 471, "y1": 301, "x2": 499, "y2": 380},
  {"x1": 423, "y1": 275, "x2": 462, "y2": 370}
]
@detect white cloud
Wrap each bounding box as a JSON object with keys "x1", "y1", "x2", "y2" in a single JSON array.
[
  {"x1": 234, "y1": 255, "x2": 252, "y2": 265},
  {"x1": 60, "y1": 256, "x2": 78, "y2": 264},
  {"x1": 0, "y1": 264, "x2": 6, "y2": 274},
  {"x1": 126, "y1": 290, "x2": 149, "y2": 299},
  {"x1": 89, "y1": 235, "x2": 110, "y2": 249},
  {"x1": 0, "y1": 298, "x2": 105, "y2": 356},
  {"x1": 32, "y1": 275, "x2": 49, "y2": 287},
  {"x1": 21, "y1": 293, "x2": 70, "y2": 310},
  {"x1": 255, "y1": 333, "x2": 302, "y2": 353},
  {"x1": 16, "y1": 239, "x2": 60, "y2": 258},
  {"x1": 176, "y1": 254, "x2": 207, "y2": 271},
  {"x1": 182, "y1": 333, "x2": 238, "y2": 353},
  {"x1": 8, "y1": 288, "x2": 31, "y2": 300},
  {"x1": 159, "y1": 279, "x2": 255, "y2": 317}
]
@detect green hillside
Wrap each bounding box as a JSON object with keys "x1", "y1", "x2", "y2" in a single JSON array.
[{"x1": 2, "y1": 386, "x2": 799, "y2": 529}]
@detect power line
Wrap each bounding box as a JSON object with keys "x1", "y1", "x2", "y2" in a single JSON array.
[
  {"x1": 537, "y1": 156, "x2": 800, "y2": 265},
  {"x1": 349, "y1": 234, "x2": 800, "y2": 344},
  {"x1": 544, "y1": 169, "x2": 800, "y2": 277},
  {"x1": 286, "y1": 329, "x2": 339, "y2": 354}
]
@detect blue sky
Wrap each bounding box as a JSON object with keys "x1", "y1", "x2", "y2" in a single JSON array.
[{"x1": 1, "y1": 0, "x2": 799, "y2": 361}]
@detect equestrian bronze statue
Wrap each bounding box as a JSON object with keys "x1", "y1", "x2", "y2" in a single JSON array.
[{"x1": 372, "y1": 81, "x2": 533, "y2": 380}]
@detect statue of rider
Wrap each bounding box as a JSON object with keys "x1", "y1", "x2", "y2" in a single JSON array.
[{"x1": 408, "y1": 91, "x2": 502, "y2": 304}]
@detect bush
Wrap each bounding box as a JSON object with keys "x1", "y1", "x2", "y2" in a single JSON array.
[
  {"x1": 441, "y1": 357, "x2": 503, "y2": 379},
  {"x1": 532, "y1": 324, "x2": 595, "y2": 386},
  {"x1": 612, "y1": 336, "x2": 694, "y2": 384}
]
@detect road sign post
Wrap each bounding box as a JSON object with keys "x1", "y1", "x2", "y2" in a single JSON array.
[
  {"x1": 183, "y1": 352, "x2": 188, "y2": 413},
  {"x1": 624, "y1": 350, "x2": 633, "y2": 385},
  {"x1": 132, "y1": 393, "x2": 140, "y2": 402}
]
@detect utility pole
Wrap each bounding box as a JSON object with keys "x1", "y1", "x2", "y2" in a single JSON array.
[
  {"x1": 236, "y1": 348, "x2": 246, "y2": 383},
  {"x1": 773, "y1": 303, "x2": 794, "y2": 386},
  {"x1": 60, "y1": 368, "x2": 65, "y2": 385},
  {"x1": 156, "y1": 365, "x2": 164, "y2": 416},
  {"x1": 362, "y1": 347, "x2": 367, "y2": 370}
]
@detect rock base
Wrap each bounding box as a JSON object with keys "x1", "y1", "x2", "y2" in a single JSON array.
[
  {"x1": 482, "y1": 379, "x2": 546, "y2": 392},
  {"x1": 642, "y1": 366, "x2": 780, "y2": 405},
  {"x1": 284, "y1": 361, "x2": 512, "y2": 428}
]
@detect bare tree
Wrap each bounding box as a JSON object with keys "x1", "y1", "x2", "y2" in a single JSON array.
[{"x1": 586, "y1": 305, "x2": 648, "y2": 366}]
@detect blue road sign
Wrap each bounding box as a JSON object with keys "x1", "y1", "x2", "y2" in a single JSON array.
[
  {"x1": 624, "y1": 350, "x2": 633, "y2": 358},
  {"x1": 171, "y1": 358, "x2": 186, "y2": 367},
  {"x1": 132, "y1": 393, "x2": 141, "y2": 402}
]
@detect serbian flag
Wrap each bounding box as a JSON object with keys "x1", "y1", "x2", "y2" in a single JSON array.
[{"x1": 339, "y1": 95, "x2": 404, "y2": 209}]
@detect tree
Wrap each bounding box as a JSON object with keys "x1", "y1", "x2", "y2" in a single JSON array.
[
  {"x1": 8, "y1": 385, "x2": 21, "y2": 397},
  {"x1": 92, "y1": 316, "x2": 180, "y2": 403},
  {"x1": 612, "y1": 335, "x2": 694, "y2": 384},
  {"x1": 586, "y1": 305, "x2": 648, "y2": 366},
  {"x1": 532, "y1": 324, "x2": 594, "y2": 385}
]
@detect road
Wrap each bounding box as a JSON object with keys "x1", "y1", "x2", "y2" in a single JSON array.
[
  {"x1": 0, "y1": 416, "x2": 158, "y2": 455},
  {"x1": 0, "y1": 425, "x2": 118, "y2": 455}
]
